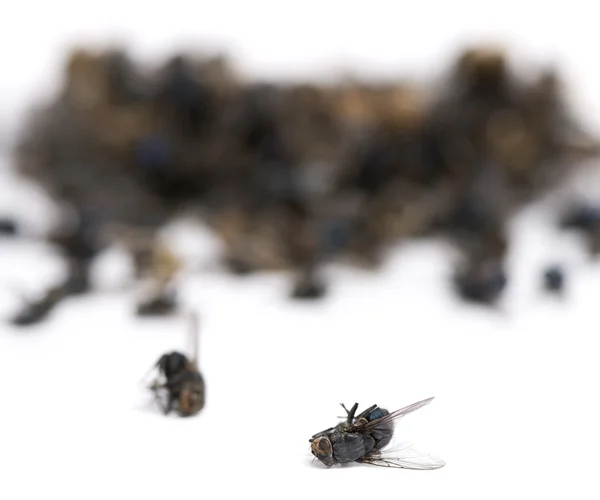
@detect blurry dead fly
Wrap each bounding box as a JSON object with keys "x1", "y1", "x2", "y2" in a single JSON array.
[
  {"x1": 137, "y1": 288, "x2": 178, "y2": 316},
  {"x1": 107, "y1": 225, "x2": 183, "y2": 317},
  {"x1": 135, "y1": 241, "x2": 182, "y2": 317},
  {"x1": 560, "y1": 204, "x2": 600, "y2": 232},
  {"x1": 148, "y1": 310, "x2": 205, "y2": 417},
  {"x1": 8, "y1": 260, "x2": 97, "y2": 328},
  {"x1": 0, "y1": 217, "x2": 19, "y2": 237},
  {"x1": 309, "y1": 397, "x2": 445, "y2": 469},
  {"x1": 290, "y1": 264, "x2": 328, "y2": 300},
  {"x1": 542, "y1": 264, "x2": 565, "y2": 295},
  {"x1": 559, "y1": 203, "x2": 600, "y2": 256},
  {"x1": 452, "y1": 253, "x2": 507, "y2": 306},
  {"x1": 10, "y1": 285, "x2": 67, "y2": 327}
]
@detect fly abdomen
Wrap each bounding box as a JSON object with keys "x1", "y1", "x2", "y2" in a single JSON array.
[
  {"x1": 371, "y1": 424, "x2": 394, "y2": 450},
  {"x1": 174, "y1": 370, "x2": 205, "y2": 417},
  {"x1": 332, "y1": 432, "x2": 376, "y2": 464}
]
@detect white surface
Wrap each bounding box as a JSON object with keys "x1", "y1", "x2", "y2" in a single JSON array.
[{"x1": 2, "y1": 3, "x2": 600, "y2": 499}]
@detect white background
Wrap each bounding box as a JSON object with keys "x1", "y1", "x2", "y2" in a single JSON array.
[{"x1": 1, "y1": 1, "x2": 600, "y2": 499}]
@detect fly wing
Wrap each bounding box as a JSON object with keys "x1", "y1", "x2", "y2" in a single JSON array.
[
  {"x1": 359, "y1": 441, "x2": 446, "y2": 470},
  {"x1": 138, "y1": 358, "x2": 163, "y2": 389},
  {"x1": 349, "y1": 397, "x2": 435, "y2": 432}
]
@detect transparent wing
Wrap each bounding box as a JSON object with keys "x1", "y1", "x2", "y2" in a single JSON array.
[
  {"x1": 359, "y1": 441, "x2": 446, "y2": 470},
  {"x1": 350, "y1": 397, "x2": 435, "y2": 432}
]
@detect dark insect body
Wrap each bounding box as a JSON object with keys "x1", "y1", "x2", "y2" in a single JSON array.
[
  {"x1": 10, "y1": 286, "x2": 66, "y2": 326},
  {"x1": 309, "y1": 397, "x2": 445, "y2": 469},
  {"x1": 148, "y1": 311, "x2": 205, "y2": 417},
  {"x1": 136, "y1": 288, "x2": 178, "y2": 317},
  {"x1": 559, "y1": 204, "x2": 600, "y2": 256},
  {"x1": 453, "y1": 257, "x2": 507, "y2": 305},
  {"x1": 0, "y1": 217, "x2": 19, "y2": 236},
  {"x1": 560, "y1": 204, "x2": 600, "y2": 232},
  {"x1": 340, "y1": 403, "x2": 393, "y2": 450},
  {"x1": 543, "y1": 265, "x2": 565, "y2": 294},
  {"x1": 290, "y1": 266, "x2": 328, "y2": 300}
]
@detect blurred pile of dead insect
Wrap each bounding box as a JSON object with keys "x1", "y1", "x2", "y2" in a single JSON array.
[{"x1": 6, "y1": 44, "x2": 600, "y2": 325}]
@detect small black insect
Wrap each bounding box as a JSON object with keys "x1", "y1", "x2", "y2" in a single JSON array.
[
  {"x1": 148, "y1": 311, "x2": 205, "y2": 417},
  {"x1": 10, "y1": 286, "x2": 65, "y2": 326},
  {"x1": 136, "y1": 288, "x2": 178, "y2": 317},
  {"x1": 309, "y1": 397, "x2": 445, "y2": 469},
  {"x1": 543, "y1": 265, "x2": 565, "y2": 294},
  {"x1": 9, "y1": 259, "x2": 93, "y2": 328},
  {"x1": 224, "y1": 255, "x2": 256, "y2": 276},
  {"x1": 453, "y1": 258, "x2": 507, "y2": 305},
  {"x1": 559, "y1": 204, "x2": 600, "y2": 256},
  {"x1": 291, "y1": 266, "x2": 327, "y2": 300},
  {"x1": 0, "y1": 217, "x2": 19, "y2": 236},
  {"x1": 560, "y1": 204, "x2": 600, "y2": 232}
]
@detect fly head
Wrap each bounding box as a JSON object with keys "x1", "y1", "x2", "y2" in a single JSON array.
[
  {"x1": 311, "y1": 436, "x2": 334, "y2": 467},
  {"x1": 157, "y1": 352, "x2": 188, "y2": 379}
]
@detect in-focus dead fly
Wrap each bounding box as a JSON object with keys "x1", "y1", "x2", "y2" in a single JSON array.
[
  {"x1": 309, "y1": 397, "x2": 445, "y2": 469},
  {"x1": 146, "y1": 310, "x2": 205, "y2": 417}
]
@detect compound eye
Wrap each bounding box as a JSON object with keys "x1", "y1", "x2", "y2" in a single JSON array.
[{"x1": 317, "y1": 438, "x2": 332, "y2": 456}]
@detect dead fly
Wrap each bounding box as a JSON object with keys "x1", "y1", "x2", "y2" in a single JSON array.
[
  {"x1": 0, "y1": 217, "x2": 19, "y2": 237},
  {"x1": 147, "y1": 311, "x2": 205, "y2": 416},
  {"x1": 291, "y1": 264, "x2": 328, "y2": 300},
  {"x1": 134, "y1": 241, "x2": 183, "y2": 317},
  {"x1": 309, "y1": 397, "x2": 445, "y2": 469},
  {"x1": 542, "y1": 265, "x2": 565, "y2": 295},
  {"x1": 10, "y1": 286, "x2": 66, "y2": 326}
]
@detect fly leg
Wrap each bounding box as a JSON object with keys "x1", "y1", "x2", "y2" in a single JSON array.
[
  {"x1": 338, "y1": 403, "x2": 353, "y2": 419},
  {"x1": 353, "y1": 404, "x2": 378, "y2": 421},
  {"x1": 149, "y1": 381, "x2": 171, "y2": 414},
  {"x1": 345, "y1": 403, "x2": 359, "y2": 424},
  {"x1": 10, "y1": 226, "x2": 100, "y2": 327}
]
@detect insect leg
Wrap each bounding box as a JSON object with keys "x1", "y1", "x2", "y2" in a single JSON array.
[
  {"x1": 346, "y1": 403, "x2": 359, "y2": 424},
  {"x1": 339, "y1": 403, "x2": 380, "y2": 421},
  {"x1": 354, "y1": 404, "x2": 378, "y2": 421}
]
